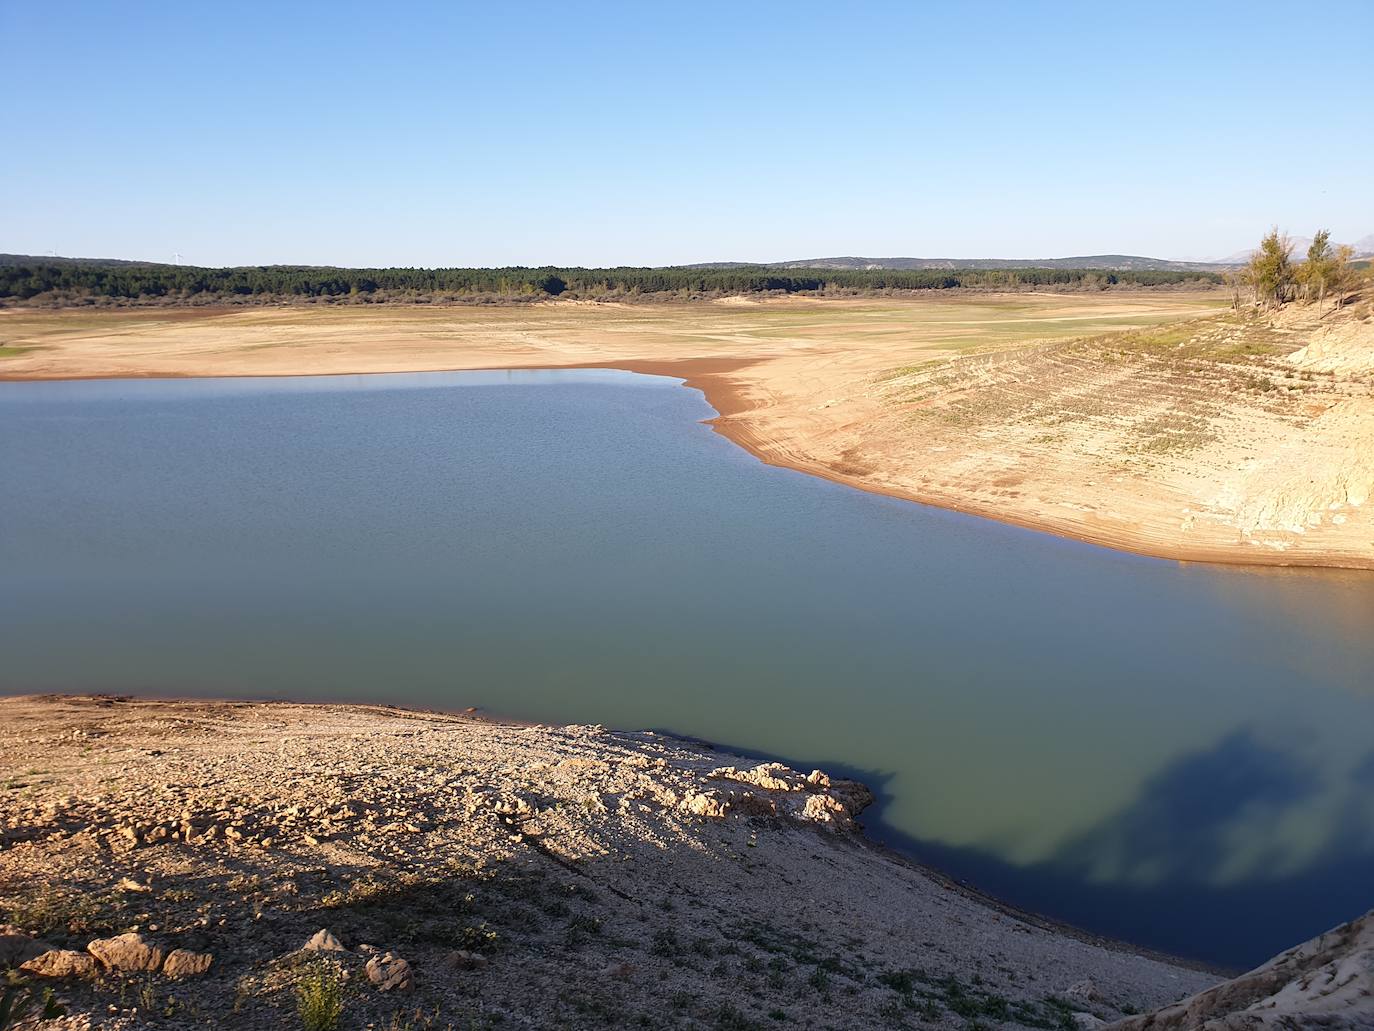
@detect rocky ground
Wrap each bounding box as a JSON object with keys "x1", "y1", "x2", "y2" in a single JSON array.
[{"x1": 0, "y1": 695, "x2": 1224, "y2": 1030}]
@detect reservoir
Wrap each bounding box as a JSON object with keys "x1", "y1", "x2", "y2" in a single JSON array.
[{"x1": 3, "y1": 369, "x2": 1372, "y2": 969}]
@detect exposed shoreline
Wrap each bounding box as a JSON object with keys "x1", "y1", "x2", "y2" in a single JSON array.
[
  {"x1": 2, "y1": 295, "x2": 1369, "y2": 571},
  {"x1": 6, "y1": 351, "x2": 1370, "y2": 572},
  {"x1": 0, "y1": 694, "x2": 1222, "y2": 1029}
]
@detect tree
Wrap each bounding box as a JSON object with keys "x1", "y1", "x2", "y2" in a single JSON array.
[
  {"x1": 1327, "y1": 244, "x2": 1359, "y2": 311},
  {"x1": 1246, "y1": 228, "x2": 1294, "y2": 309},
  {"x1": 1297, "y1": 229, "x2": 1334, "y2": 308}
]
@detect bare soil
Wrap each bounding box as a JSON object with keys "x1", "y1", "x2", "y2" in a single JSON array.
[{"x1": 0, "y1": 695, "x2": 1218, "y2": 1030}]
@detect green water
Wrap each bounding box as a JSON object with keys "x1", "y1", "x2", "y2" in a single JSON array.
[{"x1": 2, "y1": 369, "x2": 1372, "y2": 967}]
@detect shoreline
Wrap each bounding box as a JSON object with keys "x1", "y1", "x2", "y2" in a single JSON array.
[
  {"x1": 0, "y1": 693, "x2": 1225, "y2": 1028},
  {"x1": 2, "y1": 293, "x2": 1369, "y2": 570},
  {"x1": 6, "y1": 353, "x2": 1371, "y2": 572},
  {"x1": 129, "y1": 691, "x2": 1241, "y2": 977}
]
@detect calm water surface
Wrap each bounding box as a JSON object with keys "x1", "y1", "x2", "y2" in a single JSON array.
[{"x1": 3, "y1": 370, "x2": 1372, "y2": 968}]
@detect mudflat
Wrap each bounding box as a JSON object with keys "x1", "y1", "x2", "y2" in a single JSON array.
[{"x1": 3, "y1": 292, "x2": 1371, "y2": 567}]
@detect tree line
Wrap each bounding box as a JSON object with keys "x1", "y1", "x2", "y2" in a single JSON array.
[
  {"x1": 1232, "y1": 228, "x2": 1366, "y2": 311},
  {"x1": 0, "y1": 259, "x2": 1220, "y2": 305}
]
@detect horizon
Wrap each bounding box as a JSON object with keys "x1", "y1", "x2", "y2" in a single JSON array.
[{"x1": 3, "y1": 1, "x2": 1372, "y2": 267}]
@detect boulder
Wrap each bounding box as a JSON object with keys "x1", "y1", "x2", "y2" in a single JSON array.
[
  {"x1": 365, "y1": 951, "x2": 413, "y2": 991},
  {"x1": 442, "y1": 949, "x2": 488, "y2": 971},
  {"x1": 710, "y1": 763, "x2": 803, "y2": 791},
  {"x1": 1109, "y1": 908, "x2": 1374, "y2": 1029},
  {"x1": 162, "y1": 948, "x2": 214, "y2": 978},
  {"x1": 20, "y1": 948, "x2": 98, "y2": 979},
  {"x1": 0, "y1": 927, "x2": 51, "y2": 968},
  {"x1": 680, "y1": 790, "x2": 731, "y2": 818},
  {"x1": 302, "y1": 928, "x2": 350, "y2": 954},
  {"x1": 87, "y1": 932, "x2": 164, "y2": 973}
]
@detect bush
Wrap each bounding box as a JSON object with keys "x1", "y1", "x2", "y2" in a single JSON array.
[{"x1": 296, "y1": 961, "x2": 344, "y2": 1031}]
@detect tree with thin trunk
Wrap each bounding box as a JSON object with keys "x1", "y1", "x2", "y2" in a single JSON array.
[
  {"x1": 1328, "y1": 244, "x2": 1358, "y2": 311},
  {"x1": 1298, "y1": 229, "x2": 1334, "y2": 309},
  {"x1": 1246, "y1": 228, "x2": 1294, "y2": 309}
]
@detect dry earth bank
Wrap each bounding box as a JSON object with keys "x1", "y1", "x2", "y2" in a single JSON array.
[
  {"x1": 1, "y1": 293, "x2": 1371, "y2": 566},
  {"x1": 0, "y1": 696, "x2": 1219, "y2": 1030}
]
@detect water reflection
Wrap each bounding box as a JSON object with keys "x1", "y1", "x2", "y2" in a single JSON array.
[{"x1": 1, "y1": 370, "x2": 1371, "y2": 968}]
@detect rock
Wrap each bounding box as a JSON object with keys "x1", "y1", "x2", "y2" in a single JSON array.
[
  {"x1": 680, "y1": 790, "x2": 731, "y2": 818},
  {"x1": 302, "y1": 928, "x2": 350, "y2": 954},
  {"x1": 0, "y1": 927, "x2": 51, "y2": 968},
  {"x1": 20, "y1": 947, "x2": 98, "y2": 978},
  {"x1": 1110, "y1": 908, "x2": 1374, "y2": 1029},
  {"x1": 365, "y1": 951, "x2": 413, "y2": 991},
  {"x1": 802, "y1": 793, "x2": 848, "y2": 824},
  {"x1": 1071, "y1": 1014, "x2": 1106, "y2": 1030},
  {"x1": 162, "y1": 948, "x2": 214, "y2": 977},
  {"x1": 731, "y1": 792, "x2": 778, "y2": 818},
  {"x1": 442, "y1": 949, "x2": 488, "y2": 971},
  {"x1": 1066, "y1": 979, "x2": 1100, "y2": 1003},
  {"x1": 711, "y1": 763, "x2": 803, "y2": 791},
  {"x1": 87, "y1": 931, "x2": 164, "y2": 972}
]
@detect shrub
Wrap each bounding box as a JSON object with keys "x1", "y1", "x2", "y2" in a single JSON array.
[{"x1": 296, "y1": 962, "x2": 344, "y2": 1031}]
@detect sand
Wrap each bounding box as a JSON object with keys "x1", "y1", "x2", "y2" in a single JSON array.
[{"x1": 3, "y1": 292, "x2": 1372, "y2": 568}]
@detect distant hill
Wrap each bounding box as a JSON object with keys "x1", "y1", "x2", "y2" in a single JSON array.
[
  {"x1": 1213, "y1": 233, "x2": 1374, "y2": 265},
  {"x1": 691, "y1": 254, "x2": 1229, "y2": 273}
]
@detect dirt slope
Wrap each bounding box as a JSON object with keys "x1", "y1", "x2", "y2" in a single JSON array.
[{"x1": 0, "y1": 695, "x2": 1215, "y2": 1030}]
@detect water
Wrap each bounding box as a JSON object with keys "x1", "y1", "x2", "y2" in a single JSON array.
[{"x1": 3, "y1": 369, "x2": 1372, "y2": 969}]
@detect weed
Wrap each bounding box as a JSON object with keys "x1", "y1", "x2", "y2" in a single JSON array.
[
  {"x1": 651, "y1": 929, "x2": 681, "y2": 958},
  {"x1": 296, "y1": 961, "x2": 344, "y2": 1031},
  {"x1": 714, "y1": 1002, "x2": 760, "y2": 1030},
  {"x1": 0, "y1": 983, "x2": 65, "y2": 1029}
]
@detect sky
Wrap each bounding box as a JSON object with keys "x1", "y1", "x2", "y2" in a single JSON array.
[{"x1": 3, "y1": 0, "x2": 1372, "y2": 268}]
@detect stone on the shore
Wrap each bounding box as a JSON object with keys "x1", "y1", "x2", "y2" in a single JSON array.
[
  {"x1": 0, "y1": 927, "x2": 52, "y2": 968},
  {"x1": 442, "y1": 949, "x2": 488, "y2": 970},
  {"x1": 302, "y1": 928, "x2": 350, "y2": 954},
  {"x1": 87, "y1": 931, "x2": 164, "y2": 972},
  {"x1": 680, "y1": 790, "x2": 731, "y2": 818},
  {"x1": 711, "y1": 763, "x2": 802, "y2": 791},
  {"x1": 1066, "y1": 978, "x2": 1100, "y2": 1003},
  {"x1": 20, "y1": 947, "x2": 98, "y2": 979},
  {"x1": 162, "y1": 948, "x2": 214, "y2": 978},
  {"x1": 365, "y1": 951, "x2": 413, "y2": 991}
]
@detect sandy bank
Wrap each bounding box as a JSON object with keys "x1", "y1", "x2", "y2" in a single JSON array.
[
  {"x1": 0, "y1": 695, "x2": 1219, "y2": 1030},
  {"x1": 2, "y1": 294, "x2": 1371, "y2": 568}
]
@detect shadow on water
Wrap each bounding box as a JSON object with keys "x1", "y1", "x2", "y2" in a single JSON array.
[
  {"x1": 685, "y1": 727, "x2": 1374, "y2": 971},
  {"x1": 5, "y1": 371, "x2": 1373, "y2": 975}
]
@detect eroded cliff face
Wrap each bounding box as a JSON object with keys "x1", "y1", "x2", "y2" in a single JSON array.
[{"x1": 1111, "y1": 909, "x2": 1374, "y2": 1030}]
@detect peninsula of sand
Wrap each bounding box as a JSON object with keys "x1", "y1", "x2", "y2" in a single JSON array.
[
  {"x1": 2, "y1": 291, "x2": 1372, "y2": 568},
  {"x1": 3, "y1": 695, "x2": 1370, "y2": 1029}
]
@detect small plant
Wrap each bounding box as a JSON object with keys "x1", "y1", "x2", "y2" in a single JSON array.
[
  {"x1": 457, "y1": 922, "x2": 501, "y2": 951},
  {"x1": 0, "y1": 984, "x2": 65, "y2": 1029},
  {"x1": 650, "y1": 929, "x2": 681, "y2": 957},
  {"x1": 296, "y1": 961, "x2": 344, "y2": 1031}
]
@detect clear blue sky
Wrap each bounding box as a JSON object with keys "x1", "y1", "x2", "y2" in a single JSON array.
[{"x1": 4, "y1": 0, "x2": 1371, "y2": 267}]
